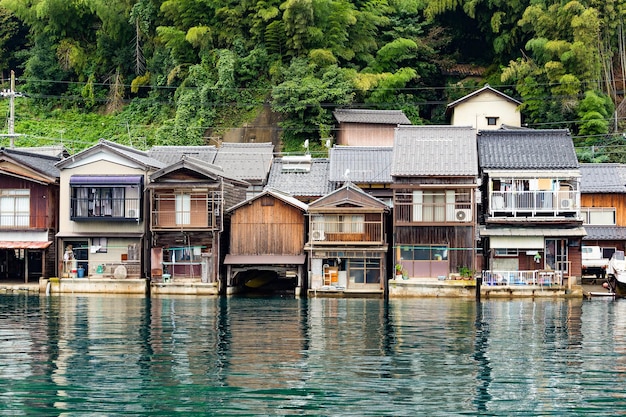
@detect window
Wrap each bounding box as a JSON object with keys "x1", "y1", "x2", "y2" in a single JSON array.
[
  {"x1": 410, "y1": 190, "x2": 471, "y2": 222},
  {"x1": 494, "y1": 248, "x2": 519, "y2": 257},
  {"x1": 176, "y1": 194, "x2": 191, "y2": 225},
  {"x1": 70, "y1": 176, "x2": 142, "y2": 220},
  {"x1": 400, "y1": 245, "x2": 448, "y2": 261},
  {"x1": 486, "y1": 116, "x2": 498, "y2": 126},
  {"x1": 348, "y1": 258, "x2": 381, "y2": 284},
  {"x1": 0, "y1": 189, "x2": 29, "y2": 227},
  {"x1": 320, "y1": 214, "x2": 364, "y2": 233},
  {"x1": 582, "y1": 208, "x2": 616, "y2": 225},
  {"x1": 91, "y1": 237, "x2": 108, "y2": 253}
]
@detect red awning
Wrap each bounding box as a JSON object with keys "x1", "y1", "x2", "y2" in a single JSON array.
[{"x1": 0, "y1": 241, "x2": 52, "y2": 249}]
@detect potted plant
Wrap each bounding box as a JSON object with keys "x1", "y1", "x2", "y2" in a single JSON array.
[{"x1": 395, "y1": 264, "x2": 404, "y2": 280}]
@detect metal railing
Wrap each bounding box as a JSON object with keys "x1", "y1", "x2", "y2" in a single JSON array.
[
  {"x1": 482, "y1": 270, "x2": 564, "y2": 286},
  {"x1": 489, "y1": 190, "x2": 578, "y2": 215},
  {"x1": 71, "y1": 197, "x2": 141, "y2": 219}
]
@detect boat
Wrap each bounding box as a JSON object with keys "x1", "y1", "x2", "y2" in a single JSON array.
[{"x1": 606, "y1": 250, "x2": 626, "y2": 297}]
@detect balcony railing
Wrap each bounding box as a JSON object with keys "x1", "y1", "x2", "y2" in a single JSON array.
[
  {"x1": 310, "y1": 221, "x2": 384, "y2": 244},
  {"x1": 394, "y1": 203, "x2": 473, "y2": 224},
  {"x1": 489, "y1": 190, "x2": 578, "y2": 216},
  {"x1": 71, "y1": 198, "x2": 141, "y2": 221},
  {"x1": 151, "y1": 209, "x2": 218, "y2": 230},
  {"x1": 0, "y1": 214, "x2": 48, "y2": 229},
  {"x1": 482, "y1": 270, "x2": 564, "y2": 286}
]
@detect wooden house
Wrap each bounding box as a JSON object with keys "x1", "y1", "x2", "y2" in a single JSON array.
[
  {"x1": 305, "y1": 182, "x2": 389, "y2": 295},
  {"x1": 328, "y1": 145, "x2": 393, "y2": 205},
  {"x1": 224, "y1": 189, "x2": 308, "y2": 295},
  {"x1": 0, "y1": 148, "x2": 61, "y2": 282},
  {"x1": 147, "y1": 156, "x2": 249, "y2": 287},
  {"x1": 56, "y1": 139, "x2": 163, "y2": 280},
  {"x1": 266, "y1": 156, "x2": 331, "y2": 203},
  {"x1": 446, "y1": 85, "x2": 522, "y2": 130},
  {"x1": 333, "y1": 109, "x2": 411, "y2": 146},
  {"x1": 391, "y1": 126, "x2": 479, "y2": 279},
  {"x1": 580, "y1": 163, "x2": 626, "y2": 258},
  {"x1": 477, "y1": 129, "x2": 585, "y2": 283}
]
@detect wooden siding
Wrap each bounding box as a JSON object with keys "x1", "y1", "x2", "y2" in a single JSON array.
[
  {"x1": 336, "y1": 123, "x2": 395, "y2": 146},
  {"x1": 230, "y1": 197, "x2": 305, "y2": 255},
  {"x1": 0, "y1": 175, "x2": 53, "y2": 229},
  {"x1": 581, "y1": 194, "x2": 626, "y2": 226},
  {"x1": 395, "y1": 225, "x2": 475, "y2": 274}
]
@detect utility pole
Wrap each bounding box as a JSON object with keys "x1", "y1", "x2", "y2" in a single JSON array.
[{"x1": 1, "y1": 70, "x2": 23, "y2": 147}]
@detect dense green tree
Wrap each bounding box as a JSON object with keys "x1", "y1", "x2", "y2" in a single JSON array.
[{"x1": 271, "y1": 58, "x2": 354, "y2": 148}]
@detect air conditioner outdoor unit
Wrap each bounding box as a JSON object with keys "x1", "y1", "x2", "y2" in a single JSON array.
[
  {"x1": 311, "y1": 230, "x2": 326, "y2": 241},
  {"x1": 560, "y1": 199, "x2": 574, "y2": 209},
  {"x1": 454, "y1": 209, "x2": 471, "y2": 222}
]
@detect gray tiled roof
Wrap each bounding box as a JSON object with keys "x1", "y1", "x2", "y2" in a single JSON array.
[
  {"x1": 213, "y1": 142, "x2": 274, "y2": 182},
  {"x1": 583, "y1": 226, "x2": 626, "y2": 240},
  {"x1": 0, "y1": 147, "x2": 61, "y2": 178},
  {"x1": 55, "y1": 139, "x2": 165, "y2": 170},
  {"x1": 148, "y1": 146, "x2": 217, "y2": 165},
  {"x1": 266, "y1": 158, "x2": 331, "y2": 197},
  {"x1": 329, "y1": 146, "x2": 393, "y2": 183},
  {"x1": 333, "y1": 109, "x2": 411, "y2": 125},
  {"x1": 391, "y1": 125, "x2": 478, "y2": 176},
  {"x1": 19, "y1": 145, "x2": 69, "y2": 158},
  {"x1": 477, "y1": 129, "x2": 579, "y2": 170},
  {"x1": 580, "y1": 163, "x2": 626, "y2": 193}
]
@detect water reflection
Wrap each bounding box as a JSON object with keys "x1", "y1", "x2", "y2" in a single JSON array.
[{"x1": 1, "y1": 295, "x2": 626, "y2": 415}]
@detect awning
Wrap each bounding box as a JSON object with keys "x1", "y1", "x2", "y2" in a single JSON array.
[
  {"x1": 0, "y1": 241, "x2": 52, "y2": 249},
  {"x1": 70, "y1": 175, "x2": 143, "y2": 186},
  {"x1": 479, "y1": 226, "x2": 586, "y2": 238},
  {"x1": 223, "y1": 254, "x2": 306, "y2": 265},
  {"x1": 490, "y1": 236, "x2": 544, "y2": 249}
]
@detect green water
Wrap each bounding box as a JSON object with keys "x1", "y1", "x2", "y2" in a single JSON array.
[{"x1": 0, "y1": 294, "x2": 625, "y2": 416}]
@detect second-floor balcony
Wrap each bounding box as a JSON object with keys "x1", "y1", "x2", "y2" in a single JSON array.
[
  {"x1": 151, "y1": 192, "x2": 221, "y2": 231},
  {"x1": 488, "y1": 190, "x2": 579, "y2": 218},
  {"x1": 309, "y1": 217, "x2": 384, "y2": 245},
  {"x1": 71, "y1": 197, "x2": 141, "y2": 221}
]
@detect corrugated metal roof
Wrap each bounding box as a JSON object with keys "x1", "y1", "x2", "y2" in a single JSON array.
[
  {"x1": 266, "y1": 158, "x2": 331, "y2": 197},
  {"x1": 580, "y1": 163, "x2": 626, "y2": 193},
  {"x1": 213, "y1": 142, "x2": 274, "y2": 182},
  {"x1": 333, "y1": 109, "x2": 411, "y2": 125},
  {"x1": 391, "y1": 125, "x2": 478, "y2": 176},
  {"x1": 329, "y1": 146, "x2": 393, "y2": 183},
  {"x1": 477, "y1": 129, "x2": 579, "y2": 170}
]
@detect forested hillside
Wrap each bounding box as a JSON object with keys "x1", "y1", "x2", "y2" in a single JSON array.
[{"x1": 1, "y1": 0, "x2": 625, "y2": 160}]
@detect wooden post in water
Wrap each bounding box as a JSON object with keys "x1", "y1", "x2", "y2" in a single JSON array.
[{"x1": 476, "y1": 275, "x2": 482, "y2": 301}]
